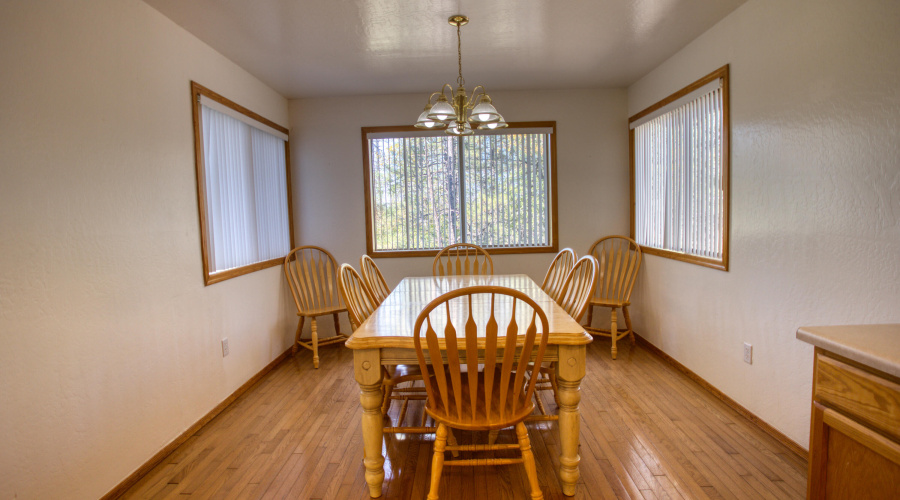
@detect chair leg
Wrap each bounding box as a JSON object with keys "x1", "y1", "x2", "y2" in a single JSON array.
[
  {"x1": 310, "y1": 317, "x2": 319, "y2": 369},
  {"x1": 610, "y1": 308, "x2": 618, "y2": 360},
  {"x1": 381, "y1": 380, "x2": 394, "y2": 415},
  {"x1": 548, "y1": 362, "x2": 560, "y2": 406},
  {"x1": 447, "y1": 428, "x2": 460, "y2": 458},
  {"x1": 292, "y1": 316, "x2": 305, "y2": 355},
  {"x1": 332, "y1": 312, "x2": 342, "y2": 336},
  {"x1": 516, "y1": 422, "x2": 544, "y2": 500},
  {"x1": 488, "y1": 429, "x2": 499, "y2": 445},
  {"x1": 624, "y1": 306, "x2": 635, "y2": 344},
  {"x1": 428, "y1": 423, "x2": 448, "y2": 500}
]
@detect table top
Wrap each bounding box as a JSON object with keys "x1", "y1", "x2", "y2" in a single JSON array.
[
  {"x1": 797, "y1": 324, "x2": 900, "y2": 379},
  {"x1": 345, "y1": 274, "x2": 592, "y2": 350}
]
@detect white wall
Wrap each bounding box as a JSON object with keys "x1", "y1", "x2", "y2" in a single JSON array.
[
  {"x1": 0, "y1": 1, "x2": 295, "y2": 498},
  {"x1": 627, "y1": 0, "x2": 900, "y2": 447},
  {"x1": 290, "y1": 89, "x2": 629, "y2": 324}
]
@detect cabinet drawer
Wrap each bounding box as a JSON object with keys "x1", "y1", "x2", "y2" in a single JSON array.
[{"x1": 815, "y1": 353, "x2": 900, "y2": 441}]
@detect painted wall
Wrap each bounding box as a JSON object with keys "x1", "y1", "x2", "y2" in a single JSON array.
[
  {"x1": 290, "y1": 89, "x2": 629, "y2": 331},
  {"x1": 0, "y1": 1, "x2": 295, "y2": 498},
  {"x1": 626, "y1": 0, "x2": 900, "y2": 447}
]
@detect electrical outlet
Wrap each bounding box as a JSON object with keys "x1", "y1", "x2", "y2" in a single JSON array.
[
  {"x1": 743, "y1": 342, "x2": 752, "y2": 364},
  {"x1": 222, "y1": 338, "x2": 229, "y2": 357}
]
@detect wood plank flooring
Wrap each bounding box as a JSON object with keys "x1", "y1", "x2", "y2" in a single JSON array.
[{"x1": 120, "y1": 340, "x2": 807, "y2": 499}]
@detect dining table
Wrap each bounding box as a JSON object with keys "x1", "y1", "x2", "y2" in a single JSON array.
[{"x1": 345, "y1": 273, "x2": 593, "y2": 497}]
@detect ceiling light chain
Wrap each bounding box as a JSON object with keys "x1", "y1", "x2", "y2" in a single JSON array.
[
  {"x1": 414, "y1": 15, "x2": 507, "y2": 135},
  {"x1": 456, "y1": 20, "x2": 464, "y2": 88}
]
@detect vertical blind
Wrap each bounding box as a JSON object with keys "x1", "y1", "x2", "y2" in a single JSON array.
[
  {"x1": 367, "y1": 128, "x2": 551, "y2": 252},
  {"x1": 633, "y1": 86, "x2": 724, "y2": 260},
  {"x1": 201, "y1": 105, "x2": 290, "y2": 272}
]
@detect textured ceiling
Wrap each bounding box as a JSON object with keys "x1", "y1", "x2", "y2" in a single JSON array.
[{"x1": 143, "y1": 0, "x2": 746, "y2": 99}]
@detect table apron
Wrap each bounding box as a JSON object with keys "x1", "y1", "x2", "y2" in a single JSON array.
[{"x1": 379, "y1": 345, "x2": 559, "y2": 366}]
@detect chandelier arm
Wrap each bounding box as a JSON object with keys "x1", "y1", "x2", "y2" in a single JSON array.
[
  {"x1": 442, "y1": 83, "x2": 454, "y2": 99},
  {"x1": 466, "y1": 86, "x2": 488, "y2": 109}
]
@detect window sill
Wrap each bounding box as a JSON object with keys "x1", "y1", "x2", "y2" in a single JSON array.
[
  {"x1": 640, "y1": 246, "x2": 728, "y2": 272},
  {"x1": 204, "y1": 256, "x2": 284, "y2": 285},
  {"x1": 368, "y1": 245, "x2": 559, "y2": 259}
]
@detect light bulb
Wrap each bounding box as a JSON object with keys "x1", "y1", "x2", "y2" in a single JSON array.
[
  {"x1": 478, "y1": 113, "x2": 491, "y2": 121},
  {"x1": 436, "y1": 114, "x2": 449, "y2": 120}
]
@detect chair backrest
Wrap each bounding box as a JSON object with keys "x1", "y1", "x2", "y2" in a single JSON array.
[
  {"x1": 540, "y1": 248, "x2": 576, "y2": 302},
  {"x1": 359, "y1": 255, "x2": 391, "y2": 305},
  {"x1": 337, "y1": 264, "x2": 378, "y2": 330},
  {"x1": 557, "y1": 256, "x2": 599, "y2": 322},
  {"x1": 283, "y1": 246, "x2": 343, "y2": 314},
  {"x1": 433, "y1": 243, "x2": 493, "y2": 277},
  {"x1": 587, "y1": 236, "x2": 642, "y2": 303},
  {"x1": 413, "y1": 286, "x2": 549, "y2": 426}
]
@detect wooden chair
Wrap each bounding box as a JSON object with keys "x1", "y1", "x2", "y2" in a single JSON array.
[
  {"x1": 584, "y1": 236, "x2": 642, "y2": 359},
  {"x1": 414, "y1": 286, "x2": 549, "y2": 500},
  {"x1": 337, "y1": 264, "x2": 430, "y2": 433},
  {"x1": 337, "y1": 263, "x2": 378, "y2": 330},
  {"x1": 533, "y1": 255, "x2": 599, "y2": 417},
  {"x1": 432, "y1": 243, "x2": 493, "y2": 276},
  {"x1": 360, "y1": 255, "x2": 391, "y2": 305},
  {"x1": 540, "y1": 248, "x2": 576, "y2": 302},
  {"x1": 283, "y1": 246, "x2": 349, "y2": 368}
]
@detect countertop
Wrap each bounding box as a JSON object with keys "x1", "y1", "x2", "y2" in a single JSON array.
[{"x1": 796, "y1": 324, "x2": 900, "y2": 379}]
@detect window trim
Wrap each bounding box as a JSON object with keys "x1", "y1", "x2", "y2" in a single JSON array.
[
  {"x1": 190, "y1": 81, "x2": 296, "y2": 285},
  {"x1": 361, "y1": 121, "x2": 559, "y2": 258},
  {"x1": 628, "y1": 65, "x2": 731, "y2": 271}
]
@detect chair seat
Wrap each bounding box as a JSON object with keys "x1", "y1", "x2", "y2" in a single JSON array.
[
  {"x1": 297, "y1": 305, "x2": 347, "y2": 317},
  {"x1": 425, "y1": 368, "x2": 534, "y2": 430},
  {"x1": 588, "y1": 297, "x2": 630, "y2": 308},
  {"x1": 385, "y1": 364, "x2": 422, "y2": 379}
]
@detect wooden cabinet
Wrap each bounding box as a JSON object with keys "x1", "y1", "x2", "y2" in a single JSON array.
[{"x1": 807, "y1": 348, "x2": 900, "y2": 499}]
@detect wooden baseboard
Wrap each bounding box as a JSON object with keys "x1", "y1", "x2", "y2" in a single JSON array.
[
  {"x1": 101, "y1": 347, "x2": 293, "y2": 499},
  {"x1": 634, "y1": 333, "x2": 808, "y2": 460}
]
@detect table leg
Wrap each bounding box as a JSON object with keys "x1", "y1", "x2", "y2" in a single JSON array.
[
  {"x1": 556, "y1": 344, "x2": 586, "y2": 496},
  {"x1": 354, "y1": 349, "x2": 385, "y2": 497}
]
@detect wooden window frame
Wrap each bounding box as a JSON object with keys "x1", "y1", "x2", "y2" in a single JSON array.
[
  {"x1": 629, "y1": 65, "x2": 731, "y2": 271},
  {"x1": 191, "y1": 81, "x2": 296, "y2": 285},
  {"x1": 361, "y1": 121, "x2": 559, "y2": 258}
]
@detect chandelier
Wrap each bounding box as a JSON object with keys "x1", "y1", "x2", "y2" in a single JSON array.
[{"x1": 414, "y1": 15, "x2": 507, "y2": 135}]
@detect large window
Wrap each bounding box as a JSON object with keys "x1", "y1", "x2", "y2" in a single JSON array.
[
  {"x1": 362, "y1": 122, "x2": 558, "y2": 257},
  {"x1": 191, "y1": 82, "x2": 294, "y2": 285},
  {"x1": 629, "y1": 65, "x2": 730, "y2": 271}
]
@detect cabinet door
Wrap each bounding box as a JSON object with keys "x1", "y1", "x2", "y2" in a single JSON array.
[{"x1": 808, "y1": 402, "x2": 900, "y2": 499}]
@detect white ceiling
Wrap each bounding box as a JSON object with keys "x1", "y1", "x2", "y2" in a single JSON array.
[{"x1": 144, "y1": 0, "x2": 746, "y2": 99}]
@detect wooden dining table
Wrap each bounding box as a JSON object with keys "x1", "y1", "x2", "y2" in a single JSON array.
[{"x1": 345, "y1": 273, "x2": 592, "y2": 497}]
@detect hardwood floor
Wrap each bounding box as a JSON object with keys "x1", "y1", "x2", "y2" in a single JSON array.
[{"x1": 120, "y1": 340, "x2": 807, "y2": 499}]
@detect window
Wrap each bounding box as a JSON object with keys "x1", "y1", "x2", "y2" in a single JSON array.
[
  {"x1": 362, "y1": 122, "x2": 558, "y2": 256},
  {"x1": 191, "y1": 82, "x2": 294, "y2": 285},
  {"x1": 629, "y1": 65, "x2": 730, "y2": 271}
]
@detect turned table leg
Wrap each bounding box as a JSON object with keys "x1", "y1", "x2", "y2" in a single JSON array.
[
  {"x1": 556, "y1": 344, "x2": 586, "y2": 496},
  {"x1": 354, "y1": 349, "x2": 385, "y2": 498}
]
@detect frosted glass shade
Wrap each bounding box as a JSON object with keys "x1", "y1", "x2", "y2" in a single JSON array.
[
  {"x1": 427, "y1": 99, "x2": 456, "y2": 121},
  {"x1": 477, "y1": 117, "x2": 508, "y2": 130},
  {"x1": 446, "y1": 122, "x2": 474, "y2": 136},
  {"x1": 415, "y1": 108, "x2": 447, "y2": 129},
  {"x1": 469, "y1": 100, "x2": 500, "y2": 123}
]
